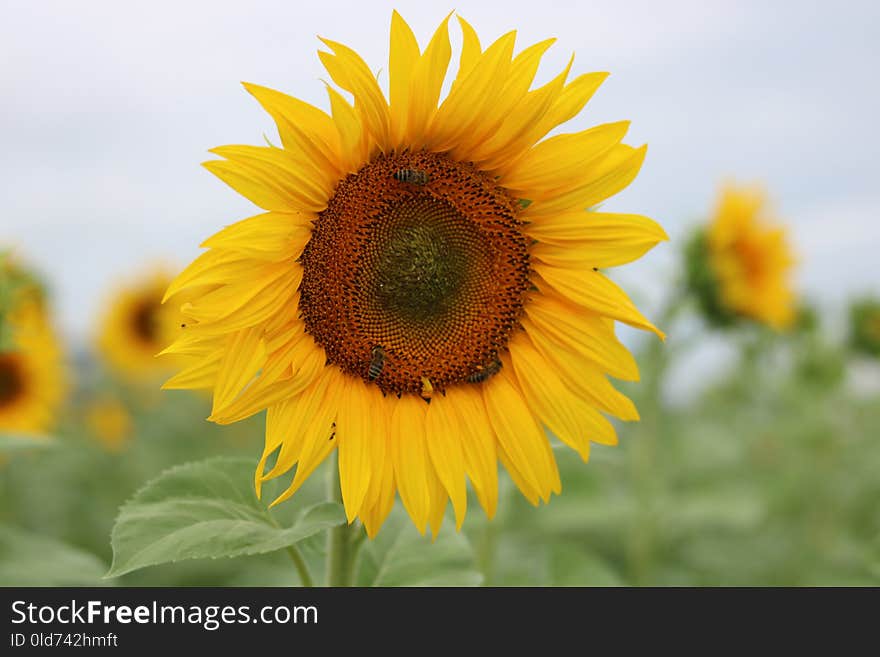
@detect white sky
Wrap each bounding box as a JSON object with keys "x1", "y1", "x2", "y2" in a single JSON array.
[{"x1": 1, "y1": 0, "x2": 879, "y2": 344}]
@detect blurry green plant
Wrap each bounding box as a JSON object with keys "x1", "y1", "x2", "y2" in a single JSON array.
[{"x1": 849, "y1": 297, "x2": 880, "y2": 358}]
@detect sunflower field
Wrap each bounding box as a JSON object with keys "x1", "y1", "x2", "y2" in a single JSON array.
[{"x1": 2, "y1": 4, "x2": 879, "y2": 588}]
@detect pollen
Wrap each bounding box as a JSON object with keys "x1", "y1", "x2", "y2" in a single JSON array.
[{"x1": 299, "y1": 150, "x2": 530, "y2": 395}]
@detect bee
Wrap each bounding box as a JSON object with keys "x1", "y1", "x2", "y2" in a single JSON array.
[
  {"x1": 420, "y1": 376, "x2": 434, "y2": 401},
  {"x1": 368, "y1": 345, "x2": 386, "y2": 381},
  {"x1": 393, "y1": 168, "x2": 429, "y2": 185},
  {"x1": 466, "y1": 357, "x2": 502, "y2": 384}
]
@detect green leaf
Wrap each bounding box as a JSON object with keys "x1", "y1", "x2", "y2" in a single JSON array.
[
  {"x1": 356, "y1": 509, "x2": 483, "y2": 587},
  {"x1": 0, "y1": 525, "x2": 110, "y2": 586},
  {"x1": 107, "y1": 457, "x2": 345, "y2": 577}
]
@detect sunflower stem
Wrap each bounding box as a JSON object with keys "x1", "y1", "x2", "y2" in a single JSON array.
[
  {"x1": 325, "y1": 453, "x2": 361, "y2": 586},
  {"x1": 285, "y1": 546, "x2": 314, "y2": 587}
]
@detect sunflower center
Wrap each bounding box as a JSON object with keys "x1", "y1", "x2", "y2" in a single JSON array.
[
  {"x1": 130, "y1": 298, "x2": 159, "y2": 344},
  {"x1": 299, "y1": 150, "x2": 530, "y2": 395},
  {"x1": 0, "y1": 354, "x2": 25, "y2": 408}
]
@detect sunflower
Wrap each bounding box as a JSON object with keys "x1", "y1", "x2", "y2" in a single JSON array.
[
  {"x1": 163, "y1": 12, "x2": 666, "y2": 537},
  {"x1": 0, "y1": 277, "x2": 67, "y2": 436},
  {"x1": 97, "y1": 269, "x2": 186, "y2": 381},
  {"x1": 687, "y1": 184, "x2": 796, "y2": 331},
  {"x1": 84, "y1": 396, "x2": 133, "y2": 451}
]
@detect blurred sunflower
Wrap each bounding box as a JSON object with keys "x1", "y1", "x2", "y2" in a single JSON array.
[
  {"x1": 97, "y1": 269, "x2": 185, "y2": 381},
  {"x1": 0, "y1": 259, "x2": 67, "y2": 436},
  {"x1": 849, "y1": 297, "x2": 880, "y2": 357},
  {"x1": 163, "y1": 12, "x2": 666, "y2": 537},
  {"x1": 686, "y1": 184, "x2": 796, "y2": 331},
  {"x1": 84, "y1": 396, "x2": 133, "y2": 451}
]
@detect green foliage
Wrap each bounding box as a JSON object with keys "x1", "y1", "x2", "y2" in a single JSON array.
[
  {"x1": 356, "y1": 509, "x2": 482, "y2": 586},
  {"x1": 0, "y1": 525, "x2": 110, "y2": 586},
  {"x1": 849, "y1": 297, "x2": 880, "y2": 357},
  {"x1": 107, "y1": 457, "x2": 345, "y2": 577}
]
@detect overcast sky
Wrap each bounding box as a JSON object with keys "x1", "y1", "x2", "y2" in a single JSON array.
[{"x1": 2, "y1": 0, "x2": 878, "y2": 346}]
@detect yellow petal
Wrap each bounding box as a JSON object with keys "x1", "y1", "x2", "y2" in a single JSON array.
[
  {"x1": 483, "y1": 367, "x2": 560, "y2": 503},
  {"x1": 444, "y1": 387, "x2": 498, "y2": 519},
  {"x1": 405, "y1": 13, "x2": 452, "y2": 145},
  {"x1": 326, "y1": 85, "x2": 370, "y2": 173},
  {"x1": 426, "y1": 30, "x2": 516, "y2": 152},
  {"x1": 425, "y1": 393, "x2": 468, "y2": 529},
  {"x1": 200, "y1": 212, "x2": 313, "y2": 261},
  {"x1": 388, "y1": 10, "x2": 420, "y2": 146},
  {"x1": 211, "y1": 326, "x2": 267, "y2": 416},
  {"x1": 524, "y1": 290, "x2": 639, "y2": 381},
  {"x1": 262, "y1": 367, "x2": 338, "y2": 483},
  {"x1": 161, "y1": 348, "x2": 223, "y2": 390},
  {"x1": 522, "y1": 316, "x2": 640, "y2": 421},
  {"x1": 524, "y1": 144, "x2": 647, "y2": 216},
  {"x1": 206, "y1": 145, "x2": 331, "y2": 212},
  {"x1": 508, "y1": 331, "x2": 617, "y2": 460},
  {"x1": 501, "y1": 121, "x2": 630, "y2": 194},
  {"x1": 242, "y1": 82, "x2": 343, "y2": 179},
  {"x1": 390, "y1": 395, "x2": 431, "y2": 534},
  {"x1": 268, "y1": 375, "x2": 339, "y2": 508},
  {"x1": 533, "y1": 266, "x2": 663, "y2": 338},
  {"x1": 335, "y1": 377, "x2": 374, "y2": 522},
  {"x1": 453, "y1": 16, "x2": 482, "y2": 88},
  {"x1": 319, "y1": 38, "x2": 391, "y2": 150},
  {"x1": 532, "y1": 71, "x2": 609, "y2": 139}
]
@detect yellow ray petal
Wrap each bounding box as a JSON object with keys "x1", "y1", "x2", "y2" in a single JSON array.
[
  {"x1": 161, "y1": 348, "x2": 223, "y2": 390},
  {"x1": 405, "y1": 13, "x2": 452, "y2": 146},
  {"x1": 163, "y1": 251, "x2": 255, "y2": 303},
  {"x1": 426, "y1": 30, "x2": 516, "y2": 152},
  {"x1": 206, "y1": 145, "x2": 331, "y2": 213},
  {"x1": 268, "y1": 379, "x2": 339, "y2": 508},
  {"x1": 201, "y1": 212, "x2": 313, "y2": 262},
  {"x1": 531, "y1": 71, "x2": 609, "y2": 140},
  {"x1": 444, "y1": 387, "x2": 498, "y2": 519},
  {"x1": 509, "y1": 331, "x2": 617, "y2": 459},
  {"x1": 390, "y1": 395, "x2": 431, "y2": 534},
  {"x1": 388, "y1": 10, "x2": 420, "y2": 146},
  {"x1": 425, "y1": 393, "x2": 468, "y2": 529},
  {"x1": 211, "y1": 326, "x2": 267, "y2": 416},
  {"x1": 242, "y1": 82, "x2": 343, "y2": 179},
  {"x1": 483, "y1": 368, "x2": 560, "y2": 503},
  {"x1": 524, "y1": 144, "x2": 647, "y2": 216},
  {"x1": 183, "y1": 266, "x2": 301, "y2": 335},
  {"x1": 326, "y1": 85, "x2": 371, "y2": 173},
  {"x1": 335, "y1": 377, "x2": 374, "y2": 522},
  {"x1": 261, "y1": 367, "x2": 338, "y2": 483},
  {"x1": 453, "y1": 16, "x2": 482, "y2": 88},
  {"x1": 522, "y1": 317, "x2": 640, "y2": 421},
  {"x1": 467, "y1": 53, "x2": 572, "y2": 167},
  {"x1": 524, "y1": 290, "x2": 639, "y2": 381},
  {"x1": 501, "y1": 121, "x2": 629, "y2": 194},
  {"x1": 533, "y1": 266, "x2": 663, "y2": 338},
  {"x1": 319, "y1": 38, "x2": 391, "y2": 150}
]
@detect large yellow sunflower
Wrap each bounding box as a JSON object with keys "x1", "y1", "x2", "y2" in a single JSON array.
[
  {"x1": 97, "y1": 269, "x2": 186, "y2": 381},
  {"x1": 699, "y1": 184, "x2": 796, "y2": 331},
  {"x1": 163, "y1": 12, "x2": 666, "y2": 537},
  {"x1": 0, "y1": 282, "x2": 67, "y2": 436}
]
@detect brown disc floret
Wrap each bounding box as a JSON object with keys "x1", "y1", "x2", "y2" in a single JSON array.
[{"x1": 299, "y1": 150, "x2": 530, "y2": 395}]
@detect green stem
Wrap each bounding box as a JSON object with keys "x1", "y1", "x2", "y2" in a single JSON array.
[
  {"x1": 325, "y1": 453, "x2": 362, "y2": 586},
  {"x1": 627, "y1": 286, "x2": 688, "y2": 585},
  {"x1": 264, "y1": 512, "x2": 314, "y2": 587},
  {"x1": 284, "y1": 545, "x2": 314, "y2": 587}
]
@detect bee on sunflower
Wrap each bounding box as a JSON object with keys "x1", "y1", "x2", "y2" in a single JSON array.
[
  {"x1": 162, "y1": 12, "x2": 667, "y2": 538},
  {"x1": 0, "y1": 253, "x2": 67, "y2": 437}
]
